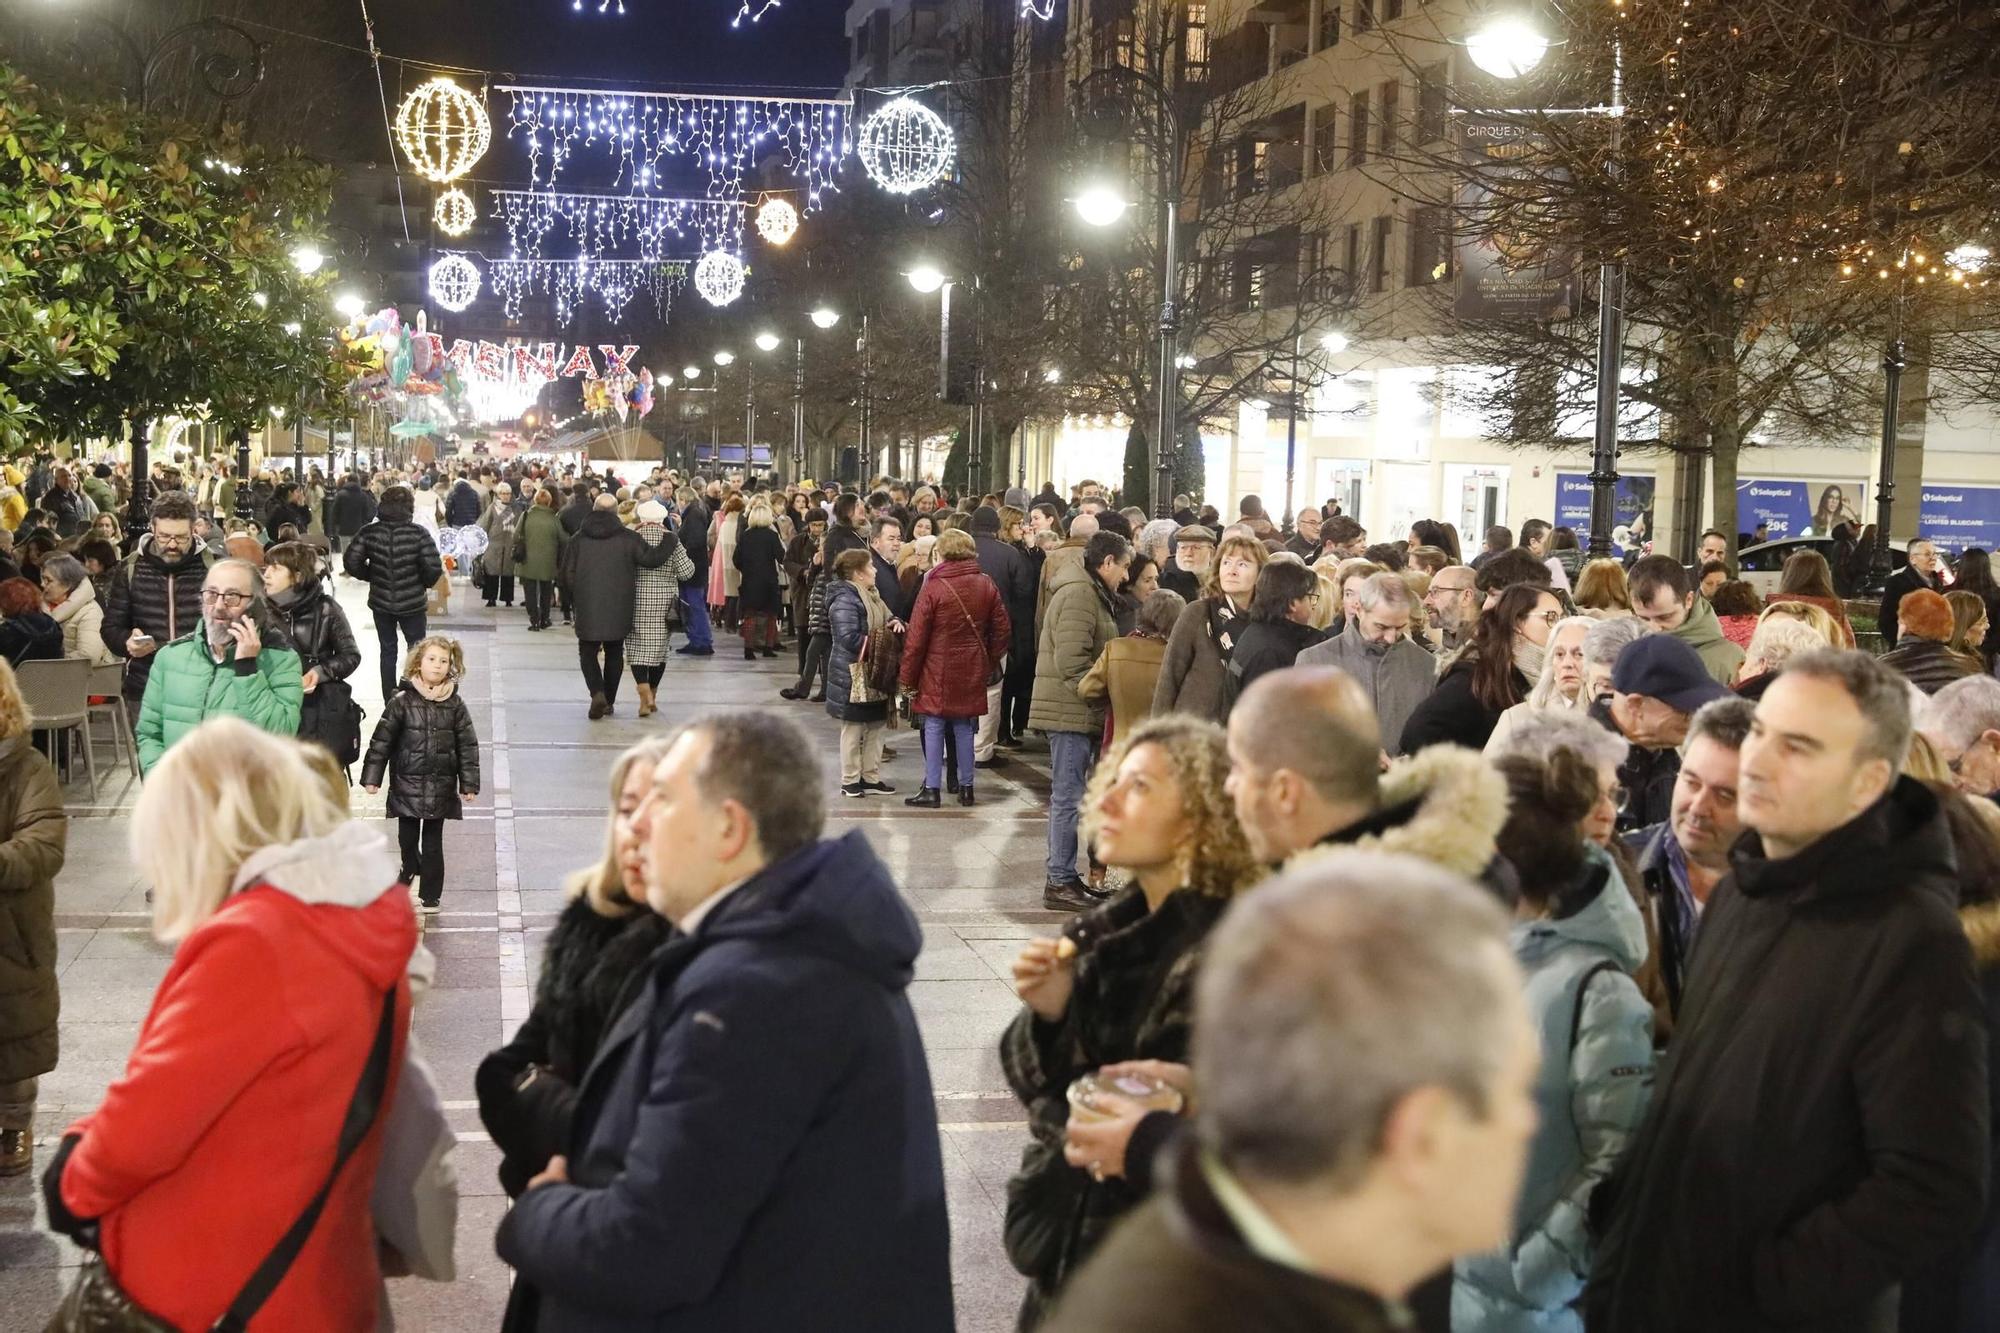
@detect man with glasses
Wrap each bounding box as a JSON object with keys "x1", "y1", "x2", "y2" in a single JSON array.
[
  {"x1": 1920, "y1": 674, "x2": 2000, "y2": 799},
  {"x1": 1420, "y1": 564, "x2": 1480, "y2": 659},
  {"x1": 1298, "y1": 572, "x2": 1437, "y2": 756},
  {"x1": 134, "y1": 558, "x2": 302, "y2": 773},
  {"x1": 102, "y1": 492, "x2": 216, "y2": 730}
]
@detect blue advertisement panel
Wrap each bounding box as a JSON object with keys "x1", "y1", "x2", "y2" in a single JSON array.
[
  {"x1": 1919, "y1": 484, "x2": 2000, "y2": 556},
  {"x1": 1735, "y1": 478, "x2": 1867, "y2": 540},
  {"x1": 1555, "y1": 472, "x2": 1655, "y2": 551}
]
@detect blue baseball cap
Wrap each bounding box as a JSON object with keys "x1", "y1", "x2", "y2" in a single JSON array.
[{"x1": 1610, "y1": 633, "x2": 1732, "y2": 714}]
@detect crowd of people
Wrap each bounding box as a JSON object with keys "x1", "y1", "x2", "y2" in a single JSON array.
[{"x1": 5, "y1": 453, "x2": 2000, "y2": 1333}]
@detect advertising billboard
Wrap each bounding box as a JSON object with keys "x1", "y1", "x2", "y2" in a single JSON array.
[{"x1": 1555, "y1": 471, "x2": 1655, "y2": 552}]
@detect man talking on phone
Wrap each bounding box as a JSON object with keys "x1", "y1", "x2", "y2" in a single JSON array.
[
  {"x1": 101, "y1": 491, "x2": 215, "y2": 731},
  {"x1": 134, "y1": 558, "x2": 302, "y2": 773}
]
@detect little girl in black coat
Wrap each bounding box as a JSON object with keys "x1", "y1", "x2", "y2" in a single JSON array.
[{"x1": 362, "y1": 635, "x2": 480, "y2": 913}]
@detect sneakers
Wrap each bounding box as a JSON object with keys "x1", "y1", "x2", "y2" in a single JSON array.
[
  {"x1": 904, "y1": 787, "x2": 941, "y2": 808},
  {"x1": 588, "y1": 692, "x2": 608, "y2": 720},
  {"x1": 0, "y1": 1128, "x2": 29, "y2": 1177},
  {"x1": 841, "y1": 781, "x2": 868, "y2": 798},
  {"x1": 861, "y1": 779, "x2": 896, "y2": 795},
  {"x1": 1043, "y1": 878, "x2": 1101, "y2": 912}
]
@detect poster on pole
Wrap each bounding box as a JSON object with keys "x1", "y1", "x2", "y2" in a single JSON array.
[
  {"x1": 1555, "y1": 471, "x2": 1654, "y2": 552},
  {"x1": 1734, "y1": 478, "x2": 1867, "y2": 540},
  {"x1": 1919, "y1": 484, "x2": 2000, "y2": 556},
  {"x1": 1453, "y1": 119, "x2": 1578, "y2": 322}
]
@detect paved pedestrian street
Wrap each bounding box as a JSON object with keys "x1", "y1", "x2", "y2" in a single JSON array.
[{"x1": 0, "y1": 573, "x2": 1051, "y2": 1331}]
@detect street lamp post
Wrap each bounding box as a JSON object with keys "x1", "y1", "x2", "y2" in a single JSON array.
[
  {"x1": 1872, "y1": 338, "x2": 1908, "y2": 585},
  {"x1": 233, "y1": 426, "x2": 253, "y2": 523},
  {"x1": 125, "y1": 417, "x2": 152, "y2": 534}
]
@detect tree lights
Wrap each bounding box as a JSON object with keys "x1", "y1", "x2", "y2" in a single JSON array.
[{"x1": 394, "y1": 77, "x2": 492, "y2": 184}]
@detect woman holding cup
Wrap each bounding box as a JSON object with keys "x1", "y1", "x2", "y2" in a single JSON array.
[{"x1": 998, "y1": 714, "x2": 1257, "y2": 1328}]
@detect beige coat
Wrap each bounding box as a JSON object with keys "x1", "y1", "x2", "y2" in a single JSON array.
[{"x1": 49, "y1": 576, "x2": 113, "y2": 665}]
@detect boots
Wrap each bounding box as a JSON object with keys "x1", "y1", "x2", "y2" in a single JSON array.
[
  {"x1": 0, "y1": 1127, "x2": 30, "y2": 1177},
  {"x1": 904, "y1": 787, "x2": 941, "y2": 808},
  {"x1": 637, "y1": 683, "x2": 656, "y2": 717},
  {"x1": 959, "y1": 783, "x2": 975, "y2": 807},
  {"x1": 588, "y1": 691, "x2": 608, "y2": 720}
]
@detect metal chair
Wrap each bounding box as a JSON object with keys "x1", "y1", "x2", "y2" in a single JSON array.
[
  {"x1": 86, "y1": 659, "x2": 137, "y2": 779},
  {"x1": 15, "y1": 657, "x2": 96, "y2": 789}
]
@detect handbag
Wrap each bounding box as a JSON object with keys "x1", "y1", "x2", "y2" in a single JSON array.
[
  {"x1": 46, "y1": 988, "x2": 399, "y2": 1333},
  {"x1": 943, "y1": 580, "x2": 1005, "y2": 687},
  {"x1": 861, "y1": 622, "x2": 904, "y2": 698}
]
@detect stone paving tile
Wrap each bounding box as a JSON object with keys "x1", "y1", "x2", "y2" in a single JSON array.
[{"x1": 13, "y1": 578, "x2": 1046, "y2": 1330}]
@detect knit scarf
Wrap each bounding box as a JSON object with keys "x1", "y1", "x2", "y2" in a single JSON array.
[
  {"x1": 409, "y1": 675, "x2": 457, "y2": 702},
  {"x1": 1512, "y1": 634, "x2": 1547, "y2": 685}
]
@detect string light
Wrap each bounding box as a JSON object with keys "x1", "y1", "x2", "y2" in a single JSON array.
[
  {"x1": 395, "y1": 77, "x2": 492, "y2": 184},
  {"x1": 492, "y1": 188, "x2": 744, "y2": 261},
  {"x1": 434, "y1": 188, "x2": 477, "y2": 237},
  {"x1": 857, "y1": 96, "x2": 955, "y2": 195},
  {"x1": 694, "y1": 249, "x2": 746, "y2": 306},
  {"x1": 732, "y1": 0, "x2": 782, "y2": 24},
  {"x1": 755, "y1": 196, "x2": 799, "y2": 246},
  {"x1": 488, "y1": 257, "x2": 689, "y2": 325},
  {"x1": 499, "y1": 84, "x2": 850, "y2": 207},
  {"x1": 428, "y1": 254, "x2": 483, "y2": 313}
]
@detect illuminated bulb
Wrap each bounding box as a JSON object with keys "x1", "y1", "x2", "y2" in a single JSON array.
[
  {"x1": 714, "y1": 350, "x2": 736, "y2": 366},
  {"x1": 1074, "y1": 183, "x2": 1129, "y2": 228},
  {"x1": 810, "y1": 306, "x2": 840, "y2": 329},
  {"x1": 291, "y1": 244, "x2": 325, "y2": 275},
  {"x1": 907, "y1": 263, "x2": 947, "y2": 294},
  {"x1": 755, "y1": 331, "x2": 781, "y2": 351},
  {"x1": 1465, "y1": 17, "x2": 1551, "y2": 79}
]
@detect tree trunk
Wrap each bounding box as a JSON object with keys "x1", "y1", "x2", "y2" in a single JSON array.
[{"x1": 1711, "y1": 425, "x2": 1742, "y2": 564}]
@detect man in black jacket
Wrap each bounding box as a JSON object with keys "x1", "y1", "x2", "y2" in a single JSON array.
[
  {"x1": 673, "y1": 485, "x2": 713, "y2": 655},
  {"x1": 561, "y1": 495, "x2": 677, "y2": 717},
  {"x1": 782, "y1": 493, "x2": 867, "y2": 700},
  {"x1": 342, "y1": 485, "x2": 445, "y2": 700},
  {"x1": 496, "y1": 712, "x2": 952, "y2": 1332},
  {"x1": 329, "y1": 475, "x2": 376, "y2": 553},
  {"x1": 972, "y1": 506, "x2": 1035, "y2": 749},
  {"x1": 1587, "y1": 649, "x2": 1990, "y2": 1332},
  {"x1": 101, "y1": 491, "x2": 214, "y2": 727},
  {"x1": 869, "y1": 514, "x2": 908, "y2": 621},
  {"x1": 1879, "y1": 537, "x2": 1943, "y2": 638}
]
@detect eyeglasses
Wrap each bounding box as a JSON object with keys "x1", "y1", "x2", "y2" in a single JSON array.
[
  {"x1": 200, "y1": 589, "x2": 251, "y2": 607},
  {"x1": 1528, "y1": 609, "x2": 1564, "y2": 625}
]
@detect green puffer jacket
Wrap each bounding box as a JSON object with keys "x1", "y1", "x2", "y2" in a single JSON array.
[
  {"x1": 0, "y1": 736, "x2": 64, "y2": 1083},
  {"x1": 1029, "y1": 557, "x2": 1117, "y2": 736},
  {"x1": 513, "y1": 504, "x2": 566, "y2": 583},
  {"x1": 136, "y1": 635, "x2": 304, "y2": 773}
]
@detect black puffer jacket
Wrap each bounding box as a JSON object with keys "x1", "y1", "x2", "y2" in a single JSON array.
[
  {"x1": 271, "y1": 582, "x2": 360, "y2": 684},
  {"x1": 100, "y1": 544, "x2": 215, "y2": 702},
  {"x1": 676, "y1": 499, "x2": 711, "y2": 573},
  {"x1": 558, "y1": 509, "x2": 677, "y2": 642},
  {"x1": 360, "y1": 682, "x2": 481, "y2": 821},
  {"x1": 341, "y1": 494, "x2": 444, "y2": 617}
]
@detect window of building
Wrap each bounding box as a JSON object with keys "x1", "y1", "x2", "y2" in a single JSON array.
[
  {"x1": 1311, "y1": 104, "x2": 1338, "y2": 175},
  {"x1": 1343, "y1": 222, "x2": 1361, "y2": 280},
  {"x1": 1353, "y1": 0, "x2": 1375, "y2": 35},
  {"x1": 1371, "y1": 215, "x2": 1392, "y2": 292},
  {"x1": 1417, "y1": 63, "x2": 1448, "y2": 144},
  {"x1": 1406, "y1": 206, "x2": 1450, "y2": 286},
  {"x1": 1348, "y1": 90, "x2": 1370, "y2": 167},
  {"x1": 1383, "y1": 0, "x2": 1403, "y2": 18},
  {"x1": 1377, "y1": 80, "x2": 1399, "y2": 156},
  {"x1": 1184, "y1": 3, "x2": 1210, "y2": 76},
  {"x1": 1316, "y1": 0, "x2": 1340, "y2": 50}
]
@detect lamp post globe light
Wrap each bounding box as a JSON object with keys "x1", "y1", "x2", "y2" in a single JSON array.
[
  {"x1": 1465, "y1": 17, "x2": 1552, "y2": 80},
  {"x1": 1073, "y1": 182, "x2": 1130, "y2": 230},
  {"x1": 333, "y1": 291, "x2": 366, "y2": 320},
  {"x1": 907, "y1": 263, "x2": 947, "y2": 295},
  {"x1": 810, "y1": 306, "x2": 841, "y2": 329},
  {"x1": 755, "y1": 331, "x2": 782, "y2": 352},
  {"x1": 713, "y1": 350, "x2": 736, "y2": 367},
  {"x1": 682, "y1": 365, "x2": 701, "y2": 379},
  {"x1": 291, "y1": 243, "x2": 326, "y2": 276}
]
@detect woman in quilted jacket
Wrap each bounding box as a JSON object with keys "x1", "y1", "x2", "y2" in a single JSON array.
[
  {"x1": 361, "y1": 636, "x2": 481, "y2": 915},
  {"x1": 899, "y1": 528, "x2": 1009, "y2": 808}
]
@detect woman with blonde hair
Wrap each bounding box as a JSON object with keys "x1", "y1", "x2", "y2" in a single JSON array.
[
  {"x1": 732, "y1": 499, "x2": 787, "y2": 659},
  {"x1": 1573, "y1": 558, "x2": 1633, "y2": 616},
  {"x1": 44, "y1": 718, "x2": 414, "y2": 1330},
  {"x1": 1001, "y1": 714, "x2": 1258, "y2": 1324},
  {"x1": 479, "y1": 736, "x2": 674, "y2": 1330},
  {"x1": 1946, "y1": 590, "x2": 1991, "y2": 677},
  {"x1": 708, "y1": 492, "x2": 746, "y2": 632},
  {"x1": 0, "y1": 659, "x2": 60, "y2": 1178},
  {"x1": 1152, "y1": 532, "x2": 1267, "y2": 721},
  {"x1": 1754, "y1": 596, "x2": 1841, "y2": 647}
]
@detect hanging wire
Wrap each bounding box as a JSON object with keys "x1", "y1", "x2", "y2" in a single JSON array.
[{"x1": 355, "y1": 0, "x2": 412, "y2": 243}]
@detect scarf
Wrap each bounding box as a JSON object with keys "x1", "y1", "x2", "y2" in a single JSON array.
[
  {"x1": 409, "y1": 675, "x2": 457, "y2": 702},
  {"x1": 1512, "y1": 634, "x2": 1547, "y2": 684}
]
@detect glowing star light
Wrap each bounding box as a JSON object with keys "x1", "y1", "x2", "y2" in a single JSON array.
[
  {"x1": 694, "y1": 249, "x2": 746, "y2": 307},
  {"x1": 857, "y1": 96, "x2": 954, "y2": 195},
  {"x1": 755, "y1": 196, "x2": 799, "y2": 246},
  {"x1": 395, "y1": 77, "x2": 492, "y2": 184},
  {"x1": 429, "y1": 254, "x2": 483, "y2": 313},
  {"x1": 433, "y1": 188, "x2": 476, "y2": 237}
]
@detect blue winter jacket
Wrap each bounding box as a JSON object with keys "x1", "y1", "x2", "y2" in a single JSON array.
[
  {"x1": 1453, "y1": 845, "x2": 1656, "y2": 1333},
  {"x1": 494, "y1": 830, "x2": 954, "y2": 1332}
]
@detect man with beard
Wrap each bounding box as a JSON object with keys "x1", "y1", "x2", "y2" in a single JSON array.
[
  {"x1": 1297, "y1": 574, "x2": 1437, "y2": 756},
  {"x1": 134, "y1": 558, "x2": 302, "y2": 773},
  {"x1": 102, "y1": 492, "x2": 215, "y2": 730}
]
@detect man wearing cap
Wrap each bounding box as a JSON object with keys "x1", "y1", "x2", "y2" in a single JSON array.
[
  {"x1": 1599, "y1": 633, "x2": 1731, "y2": 832},
  {"x1": 1158, "y1": 524, "x2": 1214, "y2": 601}
]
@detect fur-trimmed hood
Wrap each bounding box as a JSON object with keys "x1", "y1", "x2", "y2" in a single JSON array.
[{"x1": 1283, "y1": 744, "x2": 1509, "y2": 882}]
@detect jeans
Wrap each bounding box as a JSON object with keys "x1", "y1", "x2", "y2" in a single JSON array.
[
  {"x1": 1046, "y1": 730, "x2": 1097, "y2": 883},
  {"x1": 678, "y1": 581, "x2": 712, "y2": 649},
  {"x1": 523, "y1": 578, "x2": 554, "y2": 627},
  {"x1": 840, "y1": 720, "x2": 885, "y2": 783},
  {"x1": 923, "y1": 715, "x2": 975, "y2": 790},
  {"x1": 397, "y1": 816, "x2": 445, "y2": 906},
  {"x1": 796, "y1": 631, "x2": 830, "y2": 694},
  {"x1": 373, "y1": 608, "x2": 427, "y2": 701},
  {"x1": 580, "y1": 639, "x2": 625, "y2": 703}
]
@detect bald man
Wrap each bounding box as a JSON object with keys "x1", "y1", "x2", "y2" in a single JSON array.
[{"x1": 1036, "y1": 510, "x2": 1100, "y2": 635}]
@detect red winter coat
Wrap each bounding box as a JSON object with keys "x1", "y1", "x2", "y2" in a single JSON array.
[
  {"x1": 900, "y1": 556, "x2": 1011, "y2": 718},
  {"x1": 57, "y1": 826, "x2": 416, "y2": 1333}
]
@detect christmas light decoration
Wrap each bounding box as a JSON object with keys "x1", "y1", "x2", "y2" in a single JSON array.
[
  {"x1": 1020, "y1": 0, "x2": 1056, "y2": 17},
  {"x1": 395, "y1": 77, "x2": 492, "y2": 184},
  {"x1": 434, "y1": 188, "x2": 476, "y2": 237},
  {"x1": 429, "y1": 254, "x2": 483, "y2": 313},
  {"x1": 732, "y1": 0, "x2": 782, "y2": 24},
  {"x1": 488, "y1": 257, "x2": 690, "y2": 325},
  {"x1": 857, "y1": 96, "x2": 954, "y2": 195},
  {"x1": 755, "y1": 196, "x2": 799, "y2": 246},
  {"x1": 492, "y1": 189, "x2": 743, "y2": 261},
  {"x1": 499, "y1": 84, "x2": 850, "y2": 207},
  {"x1": 694, "y1": 249, "x2": 746, "y2": 306}
]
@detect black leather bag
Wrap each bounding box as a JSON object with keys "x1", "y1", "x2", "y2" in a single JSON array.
[{"x1": 45, "y1": 990, "x2": 398, "y2": 1333}]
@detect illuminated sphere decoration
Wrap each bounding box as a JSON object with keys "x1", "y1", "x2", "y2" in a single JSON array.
[
  {"x1": 857, "y1": 96, "x2": 955, "y2": 195},
  {"x1": 755, "y1": 196, "x2": 799, "y2": 246},
  {"x1": 433, "y1": 188, "x2": 476, "y2": 237},
  {"x1": 694, "y1": 249, "x2": 746, "y2": 307},
  {"x1": 395, "y1": 77, "x2": 492, "y2": 184},
  {"x1": 429, "y1": 253, "x2": 483, "y2": 313}
]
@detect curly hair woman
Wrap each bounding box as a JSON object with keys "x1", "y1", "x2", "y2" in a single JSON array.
[{"x1": 999, "y1": 714, "x2": 1257, "y2": 1327}]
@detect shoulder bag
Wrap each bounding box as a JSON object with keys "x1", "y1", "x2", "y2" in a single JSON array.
[
  {"x1": 943, "y1": 579, "x2": 1005, "y2": 687},
  {"x1": 46, "y1": 989, "x2": 399, "y2": 1333}
]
